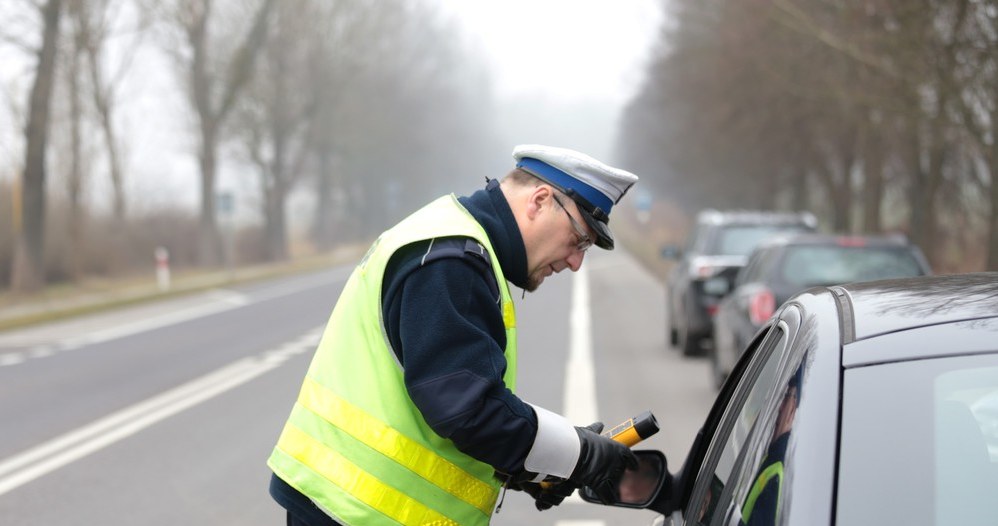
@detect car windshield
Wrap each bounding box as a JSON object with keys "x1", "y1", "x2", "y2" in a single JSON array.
[
  {"x1": 779, "y1": 245, "x2": 924, "y2": 287},
  {"x1": 712, "y1": 225, "x2": 810, "y2": 256},
  {"x1": 837, "y1": 354, "x2": 998, "y2": 525}
]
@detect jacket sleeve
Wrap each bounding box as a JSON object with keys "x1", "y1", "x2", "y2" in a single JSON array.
[{"x1": 383, "y1": 242, "x2": 537, "y2": 474}]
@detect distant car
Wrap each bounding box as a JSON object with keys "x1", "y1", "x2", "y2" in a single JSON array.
[
  {"x1": 582, "y1": 272, "x2": 998, "y2": 525},
  {"x1": 662, "y1": 209, "x2": 817, "y2": 355},
  {"x1": 709, "y1": 233, "x2": 931, "y2": 387}
]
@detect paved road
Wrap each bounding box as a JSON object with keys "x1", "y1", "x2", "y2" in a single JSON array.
[{"x1": 0, "y1": 247, "x2": 714, "y2": 526}]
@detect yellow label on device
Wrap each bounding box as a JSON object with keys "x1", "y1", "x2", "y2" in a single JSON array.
[{"x1": 610, "y1": 426, "x2": 642, "y2": 447}]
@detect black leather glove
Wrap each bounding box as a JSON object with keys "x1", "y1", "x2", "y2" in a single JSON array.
[
  {"x1": 520, "y1": 479, "x2": 577, "y2": 511},
  {"x1": 569, "y1": 422, "x2": 639, "y2": 504},
  {"x1": 498, "y1": 472, "x2": 576, "y2": 512}
]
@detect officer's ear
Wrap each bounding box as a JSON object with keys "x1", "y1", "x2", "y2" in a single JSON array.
[{"x1": 524, "y1": 185, "x2": 553, "y2": 221}]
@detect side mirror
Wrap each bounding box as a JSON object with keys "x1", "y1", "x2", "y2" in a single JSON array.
[
  {"x1": 661, "y1": 245, "x2": 681, "y2": 260},
  {"x1": 579, "y1": 450, "x2": 671, "y2": 509}
]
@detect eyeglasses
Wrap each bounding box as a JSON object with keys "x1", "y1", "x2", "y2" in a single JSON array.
[{"x1": 552, "y1": 194, "x2": 594, "y2": 252}]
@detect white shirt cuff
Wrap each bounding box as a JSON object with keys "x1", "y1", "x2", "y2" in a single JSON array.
[{"x1": 523, "y1": 404, "x2": 581, "y2": 479}]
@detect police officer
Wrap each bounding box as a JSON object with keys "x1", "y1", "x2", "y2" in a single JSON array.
[{"x1": 268, "y1": 145, "x2": 640, "y2": 526}]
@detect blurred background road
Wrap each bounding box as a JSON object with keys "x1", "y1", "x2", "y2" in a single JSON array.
[{"x1": 0, "y1": 247, "x2": 713, "y2": 526}]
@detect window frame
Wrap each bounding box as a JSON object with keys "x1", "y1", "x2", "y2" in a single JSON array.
[
  {"x1": 714, "y1": 308, "x2": 810, "y2": 526},
  {"x1": 681, "y1": 306, "x2": 801, "y2": 525}
]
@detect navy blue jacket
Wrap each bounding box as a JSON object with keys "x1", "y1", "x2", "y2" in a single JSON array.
[
  {"x1": 271, "y1": 180, "x2": 540, "y2": 525},
  {"x1": 742, "y1": 431, "x2": 791, "y2": 526}
]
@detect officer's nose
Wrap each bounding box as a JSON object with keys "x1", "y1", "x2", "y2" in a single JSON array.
[{"x1": 567, "y1": 250, "x2": 585, "y2": 272}]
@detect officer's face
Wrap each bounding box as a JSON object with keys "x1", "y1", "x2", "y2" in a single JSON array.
[{"x1": 524, "y1": 190, "x2": 590, "y2": 291}]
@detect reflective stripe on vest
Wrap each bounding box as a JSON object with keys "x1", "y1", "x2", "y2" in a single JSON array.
[
  {"x1": 741, "y1": 461, "x2": 784, "y2": 524},
  {"x1": 275, "y1": 424, "x2": 461, "y2": 526},
  {"x1": 269, "y1": 195, "x2": 516, "y2": 526}
]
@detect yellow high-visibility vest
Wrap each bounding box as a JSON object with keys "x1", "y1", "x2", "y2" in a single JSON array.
[
  {"x1": 269, "y1": 195, "x2": 517, "y2": 526},
  {"x1": 741, "y1": 460, "x2": 784, "y2": 524}
]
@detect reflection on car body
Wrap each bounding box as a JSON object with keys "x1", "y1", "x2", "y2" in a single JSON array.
[
  {"x1": 971, "y1": 391, "x2": 998, "y2": 460},
  {"x1": 582, "y1": 272, "x2": 998, "y2": 525}
]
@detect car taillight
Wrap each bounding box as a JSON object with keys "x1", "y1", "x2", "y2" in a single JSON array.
[
  {"x1": 749, "y1": 288, "x2": 775, "y2": 326},
  {"x1": 836, "y1": 236, "x2": 866, "y2": 247}
]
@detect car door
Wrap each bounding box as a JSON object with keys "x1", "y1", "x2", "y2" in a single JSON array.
[{"x1": 681, "y1": 305, "x2": 804, "y2": 526}]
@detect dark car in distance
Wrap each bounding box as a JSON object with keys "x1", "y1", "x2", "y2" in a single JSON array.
[
  {"x1": 582, "y1": 272, "x2": 998, "y2": 525},
  {"x1": 663, "y1": 209, "x2": 817, "y2": 355},
  {"x1": 709, "y1": 233, "x2": 932, "y2": 387}
]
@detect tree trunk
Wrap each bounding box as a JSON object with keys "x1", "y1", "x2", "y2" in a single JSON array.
[
  {"x1": 908, "y1": 166, "x2": 930, "y2": 253},
  {"x1": 98, "y1": 100, "x2": 128, "y2": 273},
  {"x1": 313, "y1": 149, "x2": 336, "y2": 250},
  {"x1": 265, "y1": 181, "x2": 289, "y2": 261},
  {"x1": 791, "y1": 167, "x2": 808, "y2": 214},
  {"x1": 67, "y1": 40, "x2": 86, "y2": 281},
  {"x1": 910, "y1": 122, "x2": 946, "y2": 266},
  {"x1": 265, "y1": 115, "x2": 289, "y2": 262},
  {"x1": 816, "y1": 161, "x2": 851, "y2": 233},
  {"x1": 988, "y1": 140, "x2": 998, "y2": 271},
  {"x1": 90, "y1": 63, "x2": 126, "y2": 224},
  {"x1": 832, "y1": 173, "x2": 851, "y2": 233},
  {"x1": 11, "y1": 0, "x2": 63, "y2": 292},
  {"x1": 862, "y1": 134, "x2": 884, "y2": 234},
  {"x1": 197, "y1": 125, "x2": 223, "y2": 266},
  {"x1": 185, "y1": 0, "x2": 275, "y2": 267}
]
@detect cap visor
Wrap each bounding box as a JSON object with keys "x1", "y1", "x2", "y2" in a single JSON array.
[{"x1": 580, "y1": 209, "x2": 614, "y2": 250}]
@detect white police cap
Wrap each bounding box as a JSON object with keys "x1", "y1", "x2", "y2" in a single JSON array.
[{"x1": 512, "y1": 144, "x2": 639, "y2": 250}]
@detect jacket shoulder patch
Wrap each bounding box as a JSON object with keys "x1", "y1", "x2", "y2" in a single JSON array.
[{"x1": 420, "y1": 237, "x2": 500, "y2": 301}]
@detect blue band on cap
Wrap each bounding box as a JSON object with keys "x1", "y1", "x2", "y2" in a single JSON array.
[{"x1": 516, "y1": 158, "x2": 613, "y2": 215}]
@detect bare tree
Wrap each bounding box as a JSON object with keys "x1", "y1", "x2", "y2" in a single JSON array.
[
  {"x1": 10, "y1": 0, "x2": 63, "y2": 292},
  {"x1": 77, "y1": 0, "x2": 143, "y2": 226},
  {"x1": 64, "y1": 0, "x2": 88, "y2": 280},
  {"x1": 304, "y1": 0, "x2": 494, "y2": 245},
  {"x1": 231, "y1": 0, "x2": 319, "y2": 261},
  {"x1": 623, "y1": 0, "x2": 993, "y2": 270},
  {"x1": 304, "y1": 0, "x2": 374, "y2": 249},
  {"x1": 154, "y1": 0, "x2": 276, "y2": 266},
  {"x1": 951, "y1": 0, "x2": 998, "y2": 269}
]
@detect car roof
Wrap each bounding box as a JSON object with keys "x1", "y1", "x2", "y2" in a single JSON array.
[
  {"x1": 832, "y1": 272, "x2": 998, "y2": 342},
  {"x1": 754, "y1": 232, "x2": 914, "y2": 250},
  {"x1": 696, "y1": 209, "x2": 817, "y2": 227}
]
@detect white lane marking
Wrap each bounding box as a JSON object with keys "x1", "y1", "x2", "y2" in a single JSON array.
[
  {"x1": 0, "y1": 268, "x2": 351, "y2": 368},
  {"x1": 564, "y1": 264, "x2": 598, "y2": 425},
  {"x1": 28, "y1": 347, "x2": 54, "y2": 359},
  {"x1": 555, "y1": 521, "x2": 605, "y2": 525},
  {"x1": 0, "y1": 327, "x2": 322, "y2": 497},
  {"x1": 247, "y1": 267, "x2": 353, "y2": 303},
  {"x1": 0, "y1": 354, "x2": 24, "y2": 366},
  {"x1": 0, "y1": 292, "x2": 248, "y2": 367},
  {"x1": 54, "y1": 291, "x2": 249, "y2": 351}
]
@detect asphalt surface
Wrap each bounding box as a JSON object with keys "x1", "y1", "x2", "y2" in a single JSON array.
[{"x1": 0, "y1": 247, "x2": 714, "y2": 526}]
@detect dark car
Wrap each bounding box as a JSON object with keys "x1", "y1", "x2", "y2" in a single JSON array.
[
  {"x1": 709, "y1": 233, "x2": 932, "y2": 387},
  {"x1": 663, "y1": 209, "x2": 817, "y2": 355},
  {"x1": 583, "y1": 272, "x2": 998, "y2": 525}
]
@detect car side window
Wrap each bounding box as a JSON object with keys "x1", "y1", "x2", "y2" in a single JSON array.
[
  {"x1": 687, "y1": 323, "x2": 789, "y2": 526},
  {"x1": 724, "y1": 356, "x2": 807, "y2": 526},
  {"x1": 738, "y1": 250, "x2": 767, "y2": 286}
]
